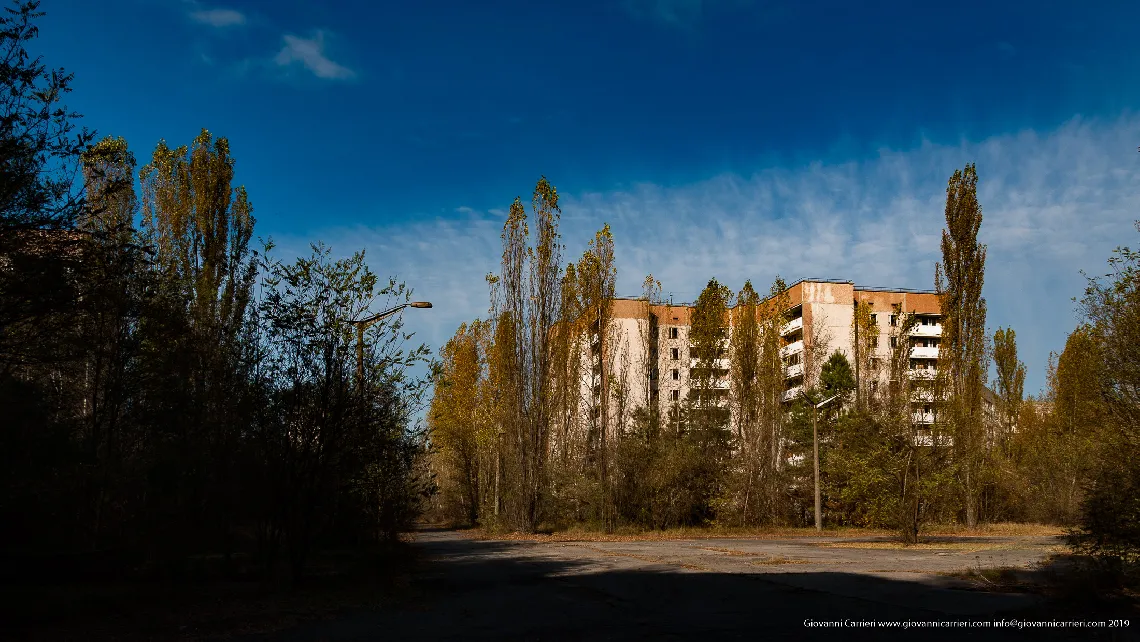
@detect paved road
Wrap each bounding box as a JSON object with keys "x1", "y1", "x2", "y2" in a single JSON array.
[{"x1": 253, "y1": 531, "x2": 1136, "y2": 641}]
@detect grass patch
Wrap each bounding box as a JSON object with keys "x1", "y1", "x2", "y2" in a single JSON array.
[
  {"x1": 465, "y1": 522, "x2": 1064, "y2": 543},
  {"x1": 817, "y1": 541, "x2": 1018, "y2": 552},
  {"x1": 466, "y1": 525, "x2": 891, "y2": 542},
  {"x1": 695, "y1": 546, "x2": 762, "y2": 556},
  {"x1": 922, "y1": 523, "x2": 1065, "y2": 537},
  {"x1": 751, "y1": 556, "x2": 813, "y2": 566}
]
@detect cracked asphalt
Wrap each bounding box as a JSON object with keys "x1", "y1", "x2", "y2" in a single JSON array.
[{"x1": 250, "y1": 531, "x2": 1136, "y2": 641}]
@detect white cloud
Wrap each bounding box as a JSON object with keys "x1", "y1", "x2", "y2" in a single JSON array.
[
  {"x1": 277, "y1": 114, "x2": 1140, "y2": 398},
  {"x1": 274, "y1": 31, "x2": 355, "y2": 80},
  {"x1": 190, "y1": 8, "x2": 246, "y2": 27}
]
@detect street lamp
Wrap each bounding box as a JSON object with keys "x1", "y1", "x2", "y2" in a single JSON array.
[
  {"x1": 350, "y1": 301, "x2": 432, "y2": 393},
  {"x1": 810, "y1": 392, "x2": 841, "y2": 532}
]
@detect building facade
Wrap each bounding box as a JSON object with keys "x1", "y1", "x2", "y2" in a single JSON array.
[{"x1": 583, "y1": 279, "x2": 944, "y2": 432}]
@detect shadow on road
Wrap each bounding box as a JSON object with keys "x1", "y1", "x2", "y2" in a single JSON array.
[{"x1": 244, "y1": 533, "x2": 1138, "y2": 642}]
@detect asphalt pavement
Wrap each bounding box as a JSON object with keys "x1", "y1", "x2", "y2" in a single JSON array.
[{"x1": 248, "y1": 530, "x2": 1138, "y2": 641}]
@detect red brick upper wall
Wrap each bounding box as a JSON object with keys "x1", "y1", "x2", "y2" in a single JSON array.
[{"x1": 607, "y1": 281, "x2": 942, "y2": 322}]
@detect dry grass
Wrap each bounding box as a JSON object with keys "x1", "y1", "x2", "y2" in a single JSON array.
[
  {"x1": 751, "y1": 556, "x2": 813, "y2": 566},
  {"x1": 464, "y1": 522, "x2": 1064, "y2": 543},
  {"x1": 696, "y1": 546, "x2": 762, "y2": 556},
  {"x1": 466, "y1": 525, "x2": 885, "y2": 543},
  {"x1": 922, "y1": 523, "x2": 1065, "y2": 537},
  {"x1": 818, "y1": 541, "x2": 1020, "y2": 552}
]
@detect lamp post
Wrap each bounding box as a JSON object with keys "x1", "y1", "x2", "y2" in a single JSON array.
[
  {"x1": 351, "y1": 301, "x2": 432, "y2": 394},
  {"x1": 811, "y1": 393, "x2": 841, "y2": 532}
]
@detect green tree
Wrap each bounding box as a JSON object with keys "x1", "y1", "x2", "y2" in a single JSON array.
[
  {"x1": 852, "y1": 301, "x2": 880, "y2": 407},
  {"x1": 488, "y1": 177, "x2": 565, "y2": 532},
  {"x1": 255, "y1": 243, "x2": 431, "y2": 571},
  {"x1": 575, "y1": 223, "x2": 617, "y2": 526},
  {"x1": 429, "y1": 322, "x2": 488, "y2": 525},
  {"x1": 136, "y1": 130, "x2": 259, "y2": 564},
  {"x1": 682, "y1": 278, "x2": 732, "y2": 522},
  {"x1": 0, "y1": 0, "x2": 94, "y2": 372},
  {"x1": 935, "y1": 163, "x2": 989, "y2": 528},
  {"x1": 992, "y1": 327, "x2": 1025, "y2": 445},
  {"x1": 0, "y1": 1, "x2": 92, "y2": 232},
  {"x1": 819, "y1": 350, "x2": 855, "y2": 405}
]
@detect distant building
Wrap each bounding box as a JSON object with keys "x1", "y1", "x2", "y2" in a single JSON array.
[{"x1": 579, "y1": 279, "x2": 946, "y2": 433}]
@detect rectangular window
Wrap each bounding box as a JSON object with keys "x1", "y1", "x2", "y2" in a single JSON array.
[
  {"x1": 672, "y1": 368, "x2": 679, "y2": 380},
  {"x1": 671, "y1": 390, "x2": 679, "y2": 401},
  {"x1": 890, "y1": 314, "x2": 897, "y2": 327},
  {"x1": 871, "y1": 314, "x2": 877, "y2": 324},
  {"x1": 670, "y1": 327, "x2": 679, "y2": 339},
  {"x1": 671, "y1": 348, "x2": 679, "y2": 360},
  {"x1": 890, "y1": 336, "x2": 897, "y2": 348}
]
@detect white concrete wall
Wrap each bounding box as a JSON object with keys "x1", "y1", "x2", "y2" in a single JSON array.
[{"x1": 808, "y1": 301, "x2": 854, "y2": 388}]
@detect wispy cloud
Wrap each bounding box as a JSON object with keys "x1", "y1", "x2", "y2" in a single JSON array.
[
  {"x1": 276, "y1": 115, "x2": 1140, "y2": 397},
  {"x1": 189, "y1": 8, "x2": 246, "y2": 28},
  {"x1": 274, "y1": 31, "x2": 355, "y2": 80}
]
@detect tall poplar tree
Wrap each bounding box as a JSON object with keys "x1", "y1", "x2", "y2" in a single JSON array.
[
  {"x1": 729, "y1": 283, "x2": 766, "y2": 524},
  {"x1": 992, "y1": 326, "x2": 1026, "y2": 443},
  {"x1": 488, "y1": 177, "x2": 564, "y2": 532},
  {"x1": 852, "y1": 301, "x2": 880, "y2": 408},
  {"x1": 686, "y1": 278, "x2": 733, "y2": 520},
  {"x1": 934, "y1": 163, "x2": 988, "y2": 528},
  {"x1": 759, "y1": 278, "x2": 791, "y2": 519},
  {"x1": 429, "y1": 322, "x2": 486, "y2": 524},
  {"x1": 576, "y1": 223, "x2": 617, "y2": 521}
]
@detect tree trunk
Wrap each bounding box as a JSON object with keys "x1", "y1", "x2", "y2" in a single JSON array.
[{"x1": 964, "y1": 466, "x2": 977, "y2": 528}]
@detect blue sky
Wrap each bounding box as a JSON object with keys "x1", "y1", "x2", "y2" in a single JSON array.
[{"x1": 37, "y1": 0, "x2": 1140, "y2": 397}]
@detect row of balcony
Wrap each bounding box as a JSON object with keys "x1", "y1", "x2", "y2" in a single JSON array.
[
  {"x1": 691, "y1": 378, "x2": 730, "y2": 390},
  {"x1": 690, "y1": 357, "x2": 730, "y2": 369},
  {"x1": 666, "y1": 343, "x2": 936, "y2": 362}
]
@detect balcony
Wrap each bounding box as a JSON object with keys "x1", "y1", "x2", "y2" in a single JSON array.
[
  {"x1": 911, "y1": 388, "x2": 937, "y2": 402},
  {"x1": 781, "y1": 316, "x2": 803, "y2": 336},
  {"x1": 690, "y1": 358, "x2": 730, "y2": 369},
  {"x1": 911, "y1": 324, "x2": 942, "y2": 338},
  {"x1": 909, "y1": 368, "x2": 938, "y2": 380},
  {"x1": 780, "y1": 340, "x2": 804, "y2": 358},
  {"x1": 782, "y1": 385, "x2": 804, "y2": 402},
  {"x1": 910, "y1": 346, "x2": 939, "y2": 359},
  {"x1": 784, "y1": 362, "x2": 804, "y2": 379},
  {"x1": 912, "y1": 411, "x2": 935, "y2": 425},
  {"x1": 692, "y1": 378, "x2": 730, "y2": 389}
]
